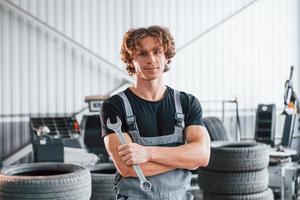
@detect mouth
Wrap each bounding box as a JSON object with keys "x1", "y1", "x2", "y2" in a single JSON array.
[
  {"x1": 145, "y1": 68, "x2": 158, "y2": 70},
  {"x1": 144, "y1": 68, "x2": 159, "y2": 73},
  {"x1": 144, "y1": 65, "x2": 159, "y2": 70}
]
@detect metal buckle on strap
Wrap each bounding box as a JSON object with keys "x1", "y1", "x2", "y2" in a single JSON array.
[
  {"x1": 175, "y1": 113, "x2": 185, "y2": 127},
  {"x1": 126, "y1": 116, "x2": 137, "y2": 131}
]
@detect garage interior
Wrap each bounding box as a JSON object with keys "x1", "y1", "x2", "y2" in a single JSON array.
[{"x1": 0, "y1": 0, "x2": 300, "y2": 199}]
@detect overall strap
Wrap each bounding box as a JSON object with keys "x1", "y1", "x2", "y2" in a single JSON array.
[
  {"x1": 174, "y1": 90, "x2": 185, "y2": 140},
  {"x1": 117, "y1": 92, "x2": 141, "y2": 142}
]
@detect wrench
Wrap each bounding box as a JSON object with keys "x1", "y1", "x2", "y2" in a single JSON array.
[{"x1": 107, "y1": 116, "x2": 152, "y2": 192}]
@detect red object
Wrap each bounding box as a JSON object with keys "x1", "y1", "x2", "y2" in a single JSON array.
[{"x1": 73, "y1": 121, "x2": 80, "y2": 133}]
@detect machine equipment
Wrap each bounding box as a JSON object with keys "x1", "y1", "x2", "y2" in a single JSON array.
[
  {"x1": 30, "y1": 116, "x2": 84, "y2": 162},
  {"x1": 266, "y1": 66, "x2": 300, "y2": 199},
  {"x1": 81, "y1": 95, "x2": 110, "y2": 162}
]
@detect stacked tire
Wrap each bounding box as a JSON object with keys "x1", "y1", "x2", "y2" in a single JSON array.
[
  {"x1": 198, "y1": 141, "x2": 274, "y2": 200},
  {"x1": 87, "y1": 163, "x2": 116, "y2": 200},
  {"x1": 0, "y1": 163, "x2": 91, "y2": 200},
  {"x1": 202, "y1": 117, "x2": 228, "y2": 141},
  {"x1": 190, "y1": 173, "x2": 202, "y2": 200}
]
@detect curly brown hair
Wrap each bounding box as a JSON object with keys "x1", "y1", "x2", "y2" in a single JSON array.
[{"x1": 120, "y1": 26, "x2": 176, "y2": 76}]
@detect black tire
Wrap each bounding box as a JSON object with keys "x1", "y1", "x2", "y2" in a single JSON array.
[
  {"x1": 203, "y1": 117, "x2": 228, "y2": 141},
  {"x1": 87, "y1": 163, "x2": 116, "y2": 200},
  {"x1": 198, "y1": 168, "x2": 269, "y2": 195},
  {"x1": 190, "y1": 174, "x2": 198, "y2": 188},
  {"x1": 206, "y1": 141, "x2": 269, "y2": 172},
  {"x1": 0, "y1": 162, "x2": 91, "y2": 200},
  {"x1": 191, "y1": 189, "x2": 202, "y2": 200},
  {"x1": 203, "y1": 188, "x2": 274, "y2": 200}
]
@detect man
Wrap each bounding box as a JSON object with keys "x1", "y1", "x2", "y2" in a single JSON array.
[{"x1": 100, "y1": 25, "x2": 210, "y2": 200}]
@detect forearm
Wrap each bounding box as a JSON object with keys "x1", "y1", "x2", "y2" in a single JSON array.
[
  {"x1": 104, "y1": 133, "x2": 175, "y2": 178},
  {"x1": 125, "y1": 161, "x2": 175, "y2": 177},
  {"x1": 148, "y1": 126, "x2": 211, "y2": 170},
  {"x1": 147, "y1": 143, "x2": 206, "y2": 170}
]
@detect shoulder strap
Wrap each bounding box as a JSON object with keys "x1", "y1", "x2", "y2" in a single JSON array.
[
  {"x1": 117, "y1": 92, "x2": 138, "y2": 131},
  {"x1": 174, "y1": 90, "x2": 185, "y2": 128}
]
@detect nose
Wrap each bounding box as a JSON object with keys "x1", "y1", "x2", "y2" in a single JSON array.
[{"x1": 147, "y1": 53, "x2": 157, "y2": 64}]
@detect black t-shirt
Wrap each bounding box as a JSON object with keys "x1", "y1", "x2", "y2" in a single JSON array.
[{"x1": 100, "y1": 86, "x2": 204, "y2": 138}]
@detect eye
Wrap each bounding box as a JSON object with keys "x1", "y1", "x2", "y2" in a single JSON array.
[
  {"x1": 154, "y1": 49, "x2": 163, "y2": 55},
  {"x1": 138, "y1": 51, "x2": 147, "y2": 57}
]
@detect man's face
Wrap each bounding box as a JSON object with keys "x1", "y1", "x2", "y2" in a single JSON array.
[{"x1": 131, "y1": 36, "x2": 167, "y2": 81}]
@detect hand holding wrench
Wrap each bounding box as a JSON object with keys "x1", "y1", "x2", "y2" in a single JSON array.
[{"x1": 107, "y1": 116, "x2": 152, "y2": 192}]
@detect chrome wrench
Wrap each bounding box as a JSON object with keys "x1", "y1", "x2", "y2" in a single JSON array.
[{"x1": 107, "y1": 116, "x2": 152, "y2": 192}]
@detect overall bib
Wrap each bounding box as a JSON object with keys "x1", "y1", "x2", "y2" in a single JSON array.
[{"x1": 115, "y1": 90, "x2": 193, "y2": 200}]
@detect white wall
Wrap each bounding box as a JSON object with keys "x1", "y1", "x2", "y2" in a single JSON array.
[{"x1": 0, "y1": 0, "x2": 299, "y2": 159}]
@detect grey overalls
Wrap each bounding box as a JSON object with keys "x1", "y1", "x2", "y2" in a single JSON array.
[{"x1": 115, "y1": 90, "x2": 193, "y2": 200}]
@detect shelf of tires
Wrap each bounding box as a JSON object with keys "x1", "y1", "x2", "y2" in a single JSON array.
[{"x1": 198, "y1": 141, "x2": 274, "y2": 200}]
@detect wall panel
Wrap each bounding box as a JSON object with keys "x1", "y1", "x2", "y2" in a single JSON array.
[{"x1": 0, "y1": 0, "x2": 299, "y2": 161}]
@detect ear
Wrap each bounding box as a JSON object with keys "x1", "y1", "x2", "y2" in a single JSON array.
[
  {"x1": 128, "y1": 63, "x2": 136, "y2": 75},
  {"x1": 129, "y1": 63, "x2": 135, "y2": 69}
]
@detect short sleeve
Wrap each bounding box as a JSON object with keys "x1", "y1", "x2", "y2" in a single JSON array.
[
  {"x1": 100, "y1": 96, "x2": 127, "y2": 138},
  {"x1": 182, "y1": 94, "x2": 204, "y2": 127}
]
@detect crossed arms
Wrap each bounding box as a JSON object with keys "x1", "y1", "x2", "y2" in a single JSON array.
[{"x1": 103, "y1": 125, "x2": 211, "y2": 177}]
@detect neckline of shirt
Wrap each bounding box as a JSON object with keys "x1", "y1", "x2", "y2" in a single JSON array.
[{"x1": 126, "y1": 86, "x2": 171, "y2": 104}]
